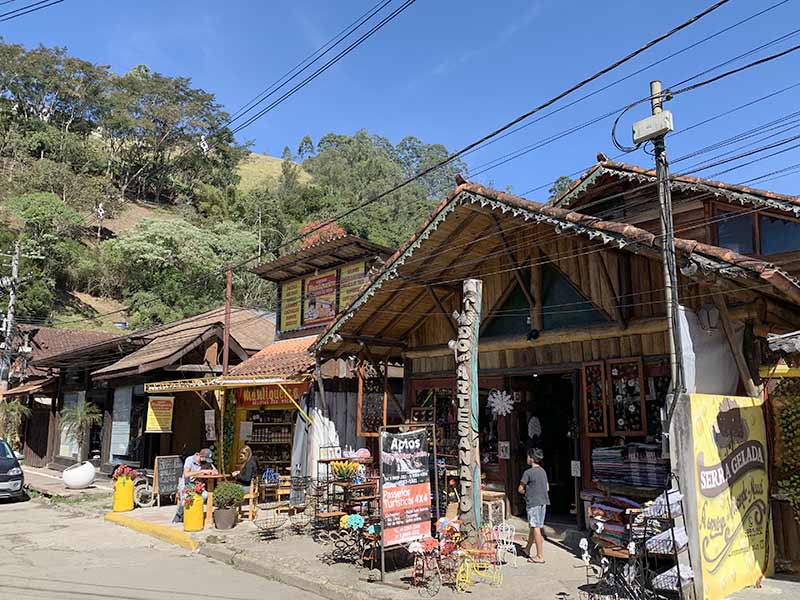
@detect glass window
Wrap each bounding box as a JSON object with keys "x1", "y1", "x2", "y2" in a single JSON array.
[
  {"x1": 759, "y1": 214, "x2": 800, "y2": 255},
  {"x1": 716, "y1": 211, "x2": 754, "y2": 254},
  {"x1": 0, "y1": 441, "x2": 13, "y2": 459}
]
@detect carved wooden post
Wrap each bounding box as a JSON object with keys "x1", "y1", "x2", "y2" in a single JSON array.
[{"x1": 451, "y1": 278, "x2": 483, "y2": 530}]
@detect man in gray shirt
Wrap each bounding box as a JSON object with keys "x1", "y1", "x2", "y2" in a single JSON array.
[{"x1": 518, "y1": 448, "x2": 549, "y2": 563}]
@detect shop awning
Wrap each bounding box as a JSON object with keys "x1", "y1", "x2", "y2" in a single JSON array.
[{"x1": 0, "y1": 377, "x2": 55, "y2": 398}]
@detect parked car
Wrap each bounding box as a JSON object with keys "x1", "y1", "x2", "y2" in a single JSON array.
[{"x1": 0, "y1": 440, "x2": 25, "y2": 500}]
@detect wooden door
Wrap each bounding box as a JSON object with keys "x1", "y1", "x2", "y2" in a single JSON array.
[{"x1": 24, "y1": 407, "x2": 50, "y2": 468}]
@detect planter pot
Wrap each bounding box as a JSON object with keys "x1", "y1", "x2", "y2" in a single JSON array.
[
  {"x1": 63, "y1": 461, "x2": 96, "y2": 489},
  {"x1": 184, "y1": 495, "x2": 204, "y2": 532},
  {"x1": 113, "y1": 477, "x2": 135, "y2": 512},
  {"x1": 213, "y1": 507, "x2": 238, "y2": 530}
]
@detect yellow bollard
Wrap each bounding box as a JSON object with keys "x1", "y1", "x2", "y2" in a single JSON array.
[
  {"x1": 183, "y1": 494, "x2": 204, "y2": 532},
  {"x1": 113, "y1": 477, "x2": 135, "y2": 512}
]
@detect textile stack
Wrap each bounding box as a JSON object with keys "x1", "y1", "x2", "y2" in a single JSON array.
[
  {"x1": 587, "y1": 496, "x2": 640, "y2": 548},
  {"x1": 591, "y1": 443, "x2": 669, "y2": 489}
]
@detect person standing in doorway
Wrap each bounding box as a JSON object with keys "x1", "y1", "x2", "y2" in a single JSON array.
[{"x1": 519, "y1": 447, "x2": 550, "y2": 563}]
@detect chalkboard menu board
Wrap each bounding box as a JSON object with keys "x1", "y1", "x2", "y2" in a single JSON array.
[
  {"x1": 581, "y1": 362, "x2": 608, "y2": 437},
  {"x1": 607, "y1": 358, "x2": 645, "y2": 436},
  {"x1": 357, "y1": 362, "x2": 386, "y2": 437},
  {"x1": 153, "y1": 455, "x2": 183, "y2": 504}
]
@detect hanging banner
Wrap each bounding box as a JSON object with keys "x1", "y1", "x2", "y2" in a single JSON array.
[
  {"x1": 280, "y1": 279, "x2": 302, "y2": 331},
  {"x1": 204, "y1": 409, "x2": 216, "y2": 441},
  {"x1": 234, "y1": 382, "x2": 309, "y2": 408},
  {"x1": 338, "y1": 261, "x2": 366, "y2": 310},
  {"x1": 145, "y1": 396, "x2": 174, "y2": 433},
  {"x1": 380, "y1": 429, "x2": 431, "y2": 547},
  {"x1": 690, "y1": 393, "x2": 773, "y2": 600},
  {"x1": 303, "y1": 270, "x2": 337, "y2": 326}
]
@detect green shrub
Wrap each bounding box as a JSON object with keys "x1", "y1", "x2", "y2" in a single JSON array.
[{"x1": 213, "y1": 481, "x2": 246, "y2": 509}]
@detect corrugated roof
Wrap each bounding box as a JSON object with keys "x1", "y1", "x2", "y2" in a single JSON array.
[
  {"x1": 18, "y1": 326, "x2": 121, "y2": 378},
  {"x1": 228, "y1": 335, "x2": 316, "y2": 378},
  {"x1": 91, "y1": 307, "x2": 275, "y2": 379},
  {"x1": 252, "y1": 235, "x2": 393, "y2": 282}
]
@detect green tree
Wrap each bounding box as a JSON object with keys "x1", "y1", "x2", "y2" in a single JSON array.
[
  {"x1": 297, "y1": 135, "x2": 314, "y2": 160},
  {"x1": 0, "y1": 399, "x2": 31, "y2": 451},
  {"x1": 60, "y1": 400, "x2": 103, "y2": 461},
  {"x1": 548, "y1": 175, "x2": 574, "y2": 201}
]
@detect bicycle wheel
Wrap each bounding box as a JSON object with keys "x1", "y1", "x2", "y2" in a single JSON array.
[
  {"x1": 455, "y1": 559, "x2": 472, "y2": 594},
  {"x1": 420, "y1": 569, "x2": 442, "y2": 598},
  {"x1": 133, "y1": 481, "x2": 155, "y2": 508}
]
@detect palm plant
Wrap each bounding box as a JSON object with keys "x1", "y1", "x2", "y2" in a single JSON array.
[
  {"x1": 61, "y1": 401, "x2": 103, "y2": 460},
  {"x1": 0, "y1": 398, "x2": 32, "y2": 450}
]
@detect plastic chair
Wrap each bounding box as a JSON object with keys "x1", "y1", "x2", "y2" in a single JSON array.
[{"x1": 493, "y1": 521, "x2": 518, "y2": 567}]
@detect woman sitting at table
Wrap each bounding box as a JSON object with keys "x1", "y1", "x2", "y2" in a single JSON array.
[
  {"x1": 172, "y1": 447, "x2": 217, "y2": 523},
  {"x1": 232, "y1": 445, "x2": 259, "y2": 492}
]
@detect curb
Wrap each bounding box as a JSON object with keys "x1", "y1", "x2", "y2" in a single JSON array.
[
  {"x1": 104, "y1": 512, "x2": 199, "y2": 551},
  {"x1": 198, "y1": 544, "x2": 398, "y2": 600}
]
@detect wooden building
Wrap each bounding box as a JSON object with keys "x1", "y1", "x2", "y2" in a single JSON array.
[{"x1": 311, "y1": 176, "x2": 800, "y2": 526}]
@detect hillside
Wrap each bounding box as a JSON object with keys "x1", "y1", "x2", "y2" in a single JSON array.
[{"x1": 237, "y1": 152, "x2": 312, "y2": 194}]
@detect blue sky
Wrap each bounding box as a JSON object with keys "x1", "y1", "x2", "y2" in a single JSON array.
[{"x1": 4, "y1": 0, "x2": 800, "y2": 198}]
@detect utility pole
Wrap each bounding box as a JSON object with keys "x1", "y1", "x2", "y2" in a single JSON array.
[
  {"x1": 0, "y1": 241, "x2": 20, "y2": 393},
  {"x1": 217, "y1": 262, "x2": 233, "y2": 470},
  {"x1": 633, "y1": 81, "x2": 684, "y2": 430}
]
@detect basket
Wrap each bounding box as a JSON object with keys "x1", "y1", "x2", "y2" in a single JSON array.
[{"x1": 254, "y1": 513, "x2": 287, "y2": 539}]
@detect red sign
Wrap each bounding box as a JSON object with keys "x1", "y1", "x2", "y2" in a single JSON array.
[
  {"x1": 234, "y1": 383, "x2": 309, "y2": 408},
  {"x1": 303, "y1": 270, "x2": 337, "y2": 326},
  {"x1": 382, "y1": 482, "x2": 432, "y2": 546}
]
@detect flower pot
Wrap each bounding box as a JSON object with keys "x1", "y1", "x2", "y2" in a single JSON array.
[
  {"x1": 184, "y1": 494, "x2": 204, "y2": 532},
  {"x1": 213, "y1": 507, "x2": 238, "y2": 530},
  {"x1": 113, "y1": 477, "x2": 134, "y2": 512},
  {"x1": 63, "y1": 461, "x2": 96, "y2": 489}
]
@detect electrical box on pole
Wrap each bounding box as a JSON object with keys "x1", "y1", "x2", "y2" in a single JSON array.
[{"x1": 632, "y1": 110, "x2": 674, "y2": 145}]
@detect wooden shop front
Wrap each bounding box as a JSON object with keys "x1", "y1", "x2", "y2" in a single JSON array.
[{"x1": 312, "y1": 181, "x2": 800, "y2": 529}]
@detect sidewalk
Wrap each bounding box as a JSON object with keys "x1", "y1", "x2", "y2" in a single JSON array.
[
  {"x1": 102, "y1": 504, "x2": 589, "y2": 600},
  {"x1": 23, "y1": 464, "x2": 113, "y2": 498},
  {"x1": 729, "y1": 576, "x2": 800, "y2": 599}
]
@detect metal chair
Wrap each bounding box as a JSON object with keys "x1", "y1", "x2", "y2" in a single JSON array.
[{"x1": 493, "y1": 521, "x2": 518, "y2": 567}]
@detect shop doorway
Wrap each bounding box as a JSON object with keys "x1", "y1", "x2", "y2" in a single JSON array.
[{"x1": 510, "y1": 373, "x2": 576, "y2": 523}]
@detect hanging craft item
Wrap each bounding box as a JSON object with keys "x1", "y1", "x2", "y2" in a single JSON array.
[
  {"x1": 581, "y1": 361, "x2": 608, "y2": 437},
  {"x1": 357, "y1": 360, "x2": 387, "y2": 437},
  {"x1": 487, "y1": 389, "x2": 515, "y2": 417},
  {"x1": 607, "y1": 358, "x2": 645, "y2": 436}
]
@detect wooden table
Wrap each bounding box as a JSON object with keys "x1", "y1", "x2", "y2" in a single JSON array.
[{"x1": 194, "y1": 473, "x2": 227, "y2": 528}]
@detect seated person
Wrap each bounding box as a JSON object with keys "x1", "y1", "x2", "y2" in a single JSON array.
[
  {"x1": 173, "y1": 448, "x2": 217, "y2": 523},
  {"x1": 232, "y1": 445, "x2": 259, "y2": 492}
]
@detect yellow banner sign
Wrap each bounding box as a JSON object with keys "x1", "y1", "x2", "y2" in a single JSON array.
[
  {"x1": 146, "y1": 396, "x2": 174, "y2": 433},
  {"x1": 338, "y1": 261, "x2": 366, "y2": 310},
  {"x1": 690, "y1": 393, "x2": 773, "y2": 600},
  {"x1": 280, "y1": 279, "x2": 302, "y2": 331}
]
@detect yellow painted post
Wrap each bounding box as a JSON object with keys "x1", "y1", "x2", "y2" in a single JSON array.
[
  {"x1": 183, "y1": 494, "x2": 204, "y2": 532},
  {"x1": 113, "y1": 477, "x2": 135, "y2": 512}
]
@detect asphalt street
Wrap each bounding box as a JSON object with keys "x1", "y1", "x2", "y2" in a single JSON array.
[{"x1": 0, "y1": 498, "x2": 323, "y2": 600}]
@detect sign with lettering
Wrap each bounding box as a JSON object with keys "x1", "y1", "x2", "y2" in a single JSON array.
[
  {"x1": 303, "y1": 270, "x2": 337, "y2": 326},
  {"x1": 280, "y1": 279, "x2": 302, "y2": 331},
  {"x1": 145, "y1": 396, "x2": 174, "y2": 433},
  {"x1": 153, "y1": 455, "x2": 183, "y2": 499},
  {"x1": 338, "y1": 261, "x2": 366, "y2": 310},
  {"x1": 691, "y1": 394, "x2": 773, "y2": 600},
  {"x1": 454, "y1": 279, "x2": 482, "y2": 530},
  {"x1": 234, "y1": 383, "x2": 309, "y2": 408},
  {"x1": 380, "y1": 429, "x2": 431, "y2": 546}
]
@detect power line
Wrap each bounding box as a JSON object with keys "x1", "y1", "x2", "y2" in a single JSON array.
[
  {"x1": 231, "y1": 0, "x2": 418, "y2": 134},
  {"x1": 0, "y1": 0, "x2": 65, "y2": 22}
]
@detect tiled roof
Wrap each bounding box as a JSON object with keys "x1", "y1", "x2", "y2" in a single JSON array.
[
  {"x1": 228, "y1": 335, "x2": 317, "y2": 378},
  {"x1": 91, "y1": 307, "x2": 275, "y2": 379},
  {"x1": 19, "y1": 326, "x2": 121, "y2": 378}
]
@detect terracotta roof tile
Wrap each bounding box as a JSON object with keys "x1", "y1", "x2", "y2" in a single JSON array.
[{"x1": 228, "y1": 335, "x2": 317, "y2": 378}]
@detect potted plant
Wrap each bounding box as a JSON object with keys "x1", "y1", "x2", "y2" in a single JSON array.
[
  {"x1": 212, "y1": 481, "x2": 245, "y2": 530},
  {"x1": 111, "y1": 465, "x2": 139, "y2": 512}
]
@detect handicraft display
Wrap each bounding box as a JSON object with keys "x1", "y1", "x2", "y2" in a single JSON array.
[
  {"x1": 581, "y1": 361, "x2": 608, "y2": 437},
  {"x1": 607, "y1": 358, "x2": 646, "y2": 436},
  {"x1": 357, "y1": 361, "x2": 387, "y2": 437}
]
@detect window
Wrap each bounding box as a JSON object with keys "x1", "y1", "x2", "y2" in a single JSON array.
[
  {"x1": 759, "y1": 214, "x2": 800, "y2": 255},
  {"x1": 716, "y1": 211, "x2": 754, "y2": 254}
]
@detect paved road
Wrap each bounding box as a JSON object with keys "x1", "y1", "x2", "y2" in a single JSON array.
[{"x1": 0, "y1": 498, "x2": 322, "y2": 600}]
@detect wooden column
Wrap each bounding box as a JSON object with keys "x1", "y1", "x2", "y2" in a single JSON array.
[
  {"x1": 712, "y1": 292, "x2": 759, "y2": 398},
  {"x1": 454, "y1": 278, "x2": 483, "y2": 530}
]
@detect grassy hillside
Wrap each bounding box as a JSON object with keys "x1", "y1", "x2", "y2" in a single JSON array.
[
  {"x1": 52, "y1": 292, "x2": 129, "y2": 333},
  {"x1": 237, "y1": 152, "x2": 311, "y2": 194}
]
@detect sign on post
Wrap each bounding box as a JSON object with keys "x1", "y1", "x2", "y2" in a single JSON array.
[
  {"x1": 690, "y1": 393, "x2": 773, "y2": 600},
  {"x1": 380, "y1": 429, "x2": 431, "y2": 547},
  {"x1": 145, "y1": 396, "x2": 174, "y2": 433}
]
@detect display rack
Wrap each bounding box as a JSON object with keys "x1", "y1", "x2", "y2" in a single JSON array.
[{"x1": 246, "y1": 408, "x2": 295, "y2": 473}]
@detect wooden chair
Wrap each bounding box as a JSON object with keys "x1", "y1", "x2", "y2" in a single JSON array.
[{"x1": 240, "y1": 479, "x2": 259, "y2": 522}]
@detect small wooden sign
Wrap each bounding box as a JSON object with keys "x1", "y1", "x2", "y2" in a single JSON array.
[{"x1": 153, "y1": 454, "x2": 183, "y2": 507}]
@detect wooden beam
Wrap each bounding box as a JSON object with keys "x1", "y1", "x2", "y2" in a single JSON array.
[
  {"x1": 531, "y1": 246, "x2": 543, "y2": 331},
  {"x1": 712, "y1": 292, "x2": 760, "y2": 398},
  {"x1": 375, "y1": 287, "x2": 428, "y2": 337},
  {"x1": 338, "y1": 334, "x2": 406, "y2": 348},
  {"x1": 401, "y1": 290, "x2": 457, "y2": 340},
  {"x1": 597, "y1": 252, "x2": 624, "y2": 323},
  {"x1": 404, "y1": 316, "x2": 669, "y2": 358},
  {"x1": 491, "y1": 214, "x2": 537, "y2": 311},
  {"x1": 427, "y1": 285, "x2": 457, "y2": 337}
]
